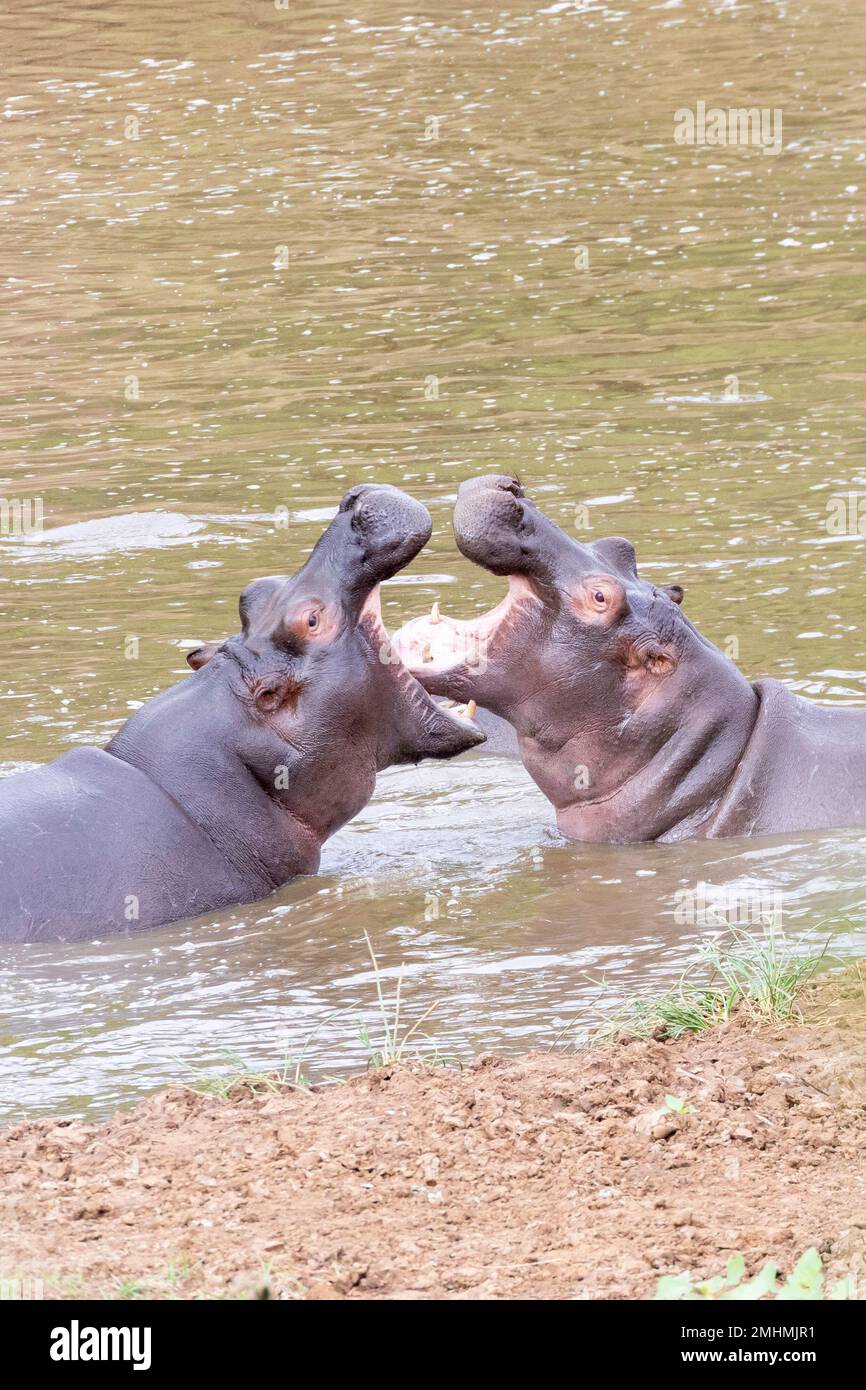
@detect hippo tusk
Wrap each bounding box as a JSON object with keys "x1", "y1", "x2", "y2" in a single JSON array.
[
  {"x1": 430, "y1": 601, "x2": 441, "y2": 624},
  {"x1": 421, "y1": 642, "x2": 433, "y2": 662},
  {"x1": 454, "y1": 699, "x2": 477, "y2": 721}
]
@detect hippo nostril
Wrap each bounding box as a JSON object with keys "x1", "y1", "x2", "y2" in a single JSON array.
[
  {"x1": 350, "y1": 485, "x2": 430, "y2": 541},
  {"x1": 498, "y1": 477, "x2": 524, "y2": 499},
  {"x1": 457, "y1": 473, "x2": 526, "y2": 502},
  {"x1": 338, "y1": 483, "x2": 371, "y2": 513}
]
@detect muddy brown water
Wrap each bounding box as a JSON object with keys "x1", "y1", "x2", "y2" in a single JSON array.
[{"x1": 1, "y1": 0, "x2": 866, "y2": 1123}]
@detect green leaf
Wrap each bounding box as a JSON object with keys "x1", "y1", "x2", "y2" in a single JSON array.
[
  {"x1": 778, "y1": 1247, "x2": 824, "y2": 1299},
  {"x1": 791, "y1": 1247, "x2": 823, "y2": 1288},
  {"x1": 724, "y1": 1261, "x2": 779, "y2": 1301},
  {"x1": 693, "y1": 1274, "x2": 727, "y2": 1298},
  {"x1": 655, "y1": 1272, "x2": 695, "y2": 1301},
  {"x1": 725, "y1": 1253, "x2": 746, "y2": 1286},
  {"x1": 830, "y1": 1277, "x2": 854, "y2": 1301}
]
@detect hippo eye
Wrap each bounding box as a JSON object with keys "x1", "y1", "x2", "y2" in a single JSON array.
[
  {"x1": 593, "y1": 590, "x2": 605, "y2": 605},
  {"x1": 307, "y1": 612, "x2": 319, "y2": 630}
]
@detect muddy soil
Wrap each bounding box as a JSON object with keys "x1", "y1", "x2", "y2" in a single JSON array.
[{"x1": 2, "y1": 975, "x2": 865, "y2": 1300}]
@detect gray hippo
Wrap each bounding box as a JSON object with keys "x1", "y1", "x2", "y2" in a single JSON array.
[
  {"x1": 0, "y1": 485, "x2": 483, "y2": 942},
  {"x1": 394, "y1": 474, "x2": 866, "y2": 843}
]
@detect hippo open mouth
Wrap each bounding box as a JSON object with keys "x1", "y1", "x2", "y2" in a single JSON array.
[
  {"x1": 356, "y1": 576, "x2": 487, "y2": 739},
  {"x1": 390, "y1": 574, "x2": 541, "y2": 714},
  {"x1": 391, "y1": 475, "x2": 573, "y2": 712}
]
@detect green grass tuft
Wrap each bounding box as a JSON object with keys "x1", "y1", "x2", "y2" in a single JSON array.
[
  {"x1": 573, "y1": 927, "x2": 832, "y2": 1048},
  {"x1": 357, "y1": 931, "x2": 447, "y2": 1069},
  {"x1": 701, "y1": 925, "x2": 827, "y2": 1023}
]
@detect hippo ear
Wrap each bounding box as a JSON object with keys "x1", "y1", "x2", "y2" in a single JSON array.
[
  {"x1": 664, "y1": 584, "x2": 685, "y2": 605},
  {"x1": 187, "y1": 642, "x2": 220, "y2": 670},
  {"x1": 391, "y1": 691, "x2": 486, "y2": 765},
  {"x1": 239, "y1": 577, "x2": 284, "y2": 638},
  {"x1": 252, "y1": 673, "x2": 302, "y2": 715},
  {"x1": 593, "y1": 536, "x2": 638, "y2": 578},
  {"x1": 637, "y1": 641, "x2": 678, "y2": 678}
]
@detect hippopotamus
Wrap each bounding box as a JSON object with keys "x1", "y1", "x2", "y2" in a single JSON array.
[
  {"x1": 393, "y1": 474, "x2": 866, "y2": 843},
  {"x1": 0, "y1": 485, "x2": 483, "y2": 942}
]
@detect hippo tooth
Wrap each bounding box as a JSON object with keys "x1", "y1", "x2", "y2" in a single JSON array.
[
  {"x1": 466, "y1": 699, "x2": 477, "y2": 720},
  {"x1": 421, "y1": 642, "x2": 433, "y2": 662},
  {"x1": 430, "y1": 601, "x2": 441, "y2": 624}
]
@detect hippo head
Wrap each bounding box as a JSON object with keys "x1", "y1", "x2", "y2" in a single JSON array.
[
  {"x1": 393, "y1": 475, "x2": 697, "y2": 817},
  {"x1": 186, "y1": 484, "x2": 484, "y2": 845}
]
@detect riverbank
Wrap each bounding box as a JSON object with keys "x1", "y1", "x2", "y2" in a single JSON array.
[{"x1": 2, "y1": 968, "x2": 865, "y2": 1300}]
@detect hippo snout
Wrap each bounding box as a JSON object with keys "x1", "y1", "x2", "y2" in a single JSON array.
[
  {"x1": 453, "y1": 477, "x2": 533, "y2": 576},
  {"x1": 346, "y1": 484, "x2": 433, "y2": 582}
]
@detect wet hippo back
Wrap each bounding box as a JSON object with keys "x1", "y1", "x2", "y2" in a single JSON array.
[
  {"x1": 709, "y1": 680, "x2": 866, "y2": 838},
  {"x1": 0, "y1": 748, "x2": 259, "y2": 942}
]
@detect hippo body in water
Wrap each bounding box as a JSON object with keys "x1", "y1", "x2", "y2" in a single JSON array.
[
  {"x1": 394, "y1": 475, "x2": 866, "y2": 843},
  {"x1": 0, "y1": 486, "x2": 483, "y2": 942}
]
